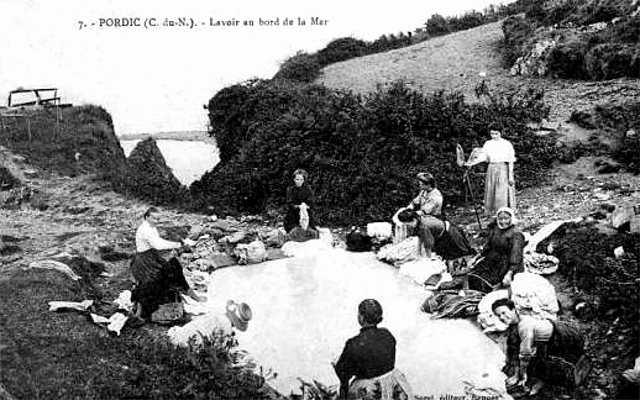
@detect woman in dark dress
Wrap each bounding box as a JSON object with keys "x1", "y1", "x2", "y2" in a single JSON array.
[
  {"x1": 333, "y1": 299, "x2": 413, "y2": 400},
  {"x1": 469, "y1": 206, "x2": 525, "y2": 292},
  {"x1": 284, "y1": 168, "x2": 317, "y2": 233}
]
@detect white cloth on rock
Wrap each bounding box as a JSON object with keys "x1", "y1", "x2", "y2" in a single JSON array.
[{"x1": 114, "y1": 290, "x2": 133, "y2": 312}]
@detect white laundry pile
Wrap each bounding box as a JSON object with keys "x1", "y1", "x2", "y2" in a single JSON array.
[
  {"x1": 367, "y1": 222, "x2": 393, "y2": 241},
  {"x1": 522, "y1": 219, "x2": 581, "y2": 275},
  {"x1": 376, "y1": 237, "x2": 421, "y2": 265},
  {"x1": 398, "y1": 256, "x2": 447, "y2": 286},
  {"x1": 510, "y1": 272, "x2": 559, "y2": 321}
]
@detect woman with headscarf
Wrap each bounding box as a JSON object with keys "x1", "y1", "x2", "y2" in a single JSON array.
[
  {"x1": 468, "y1": 207, "x2": 524, "y2": 292},
  {"x1": 284, "y1": 168, "x2": 317, "y2": 235},
  {"x1": 465, "y1": 129, "x2": 516, "y2": 216},
  {"x1": 333, "y1": 299, "x2": 413, "y2": 400},
  {"x1": 492, "y1": 298, "x2": 590, "y2": 396}
]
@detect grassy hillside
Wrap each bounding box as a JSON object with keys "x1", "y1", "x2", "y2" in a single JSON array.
[{"x1": 316, "y1": 19, "x2": 640, "y2": 123}]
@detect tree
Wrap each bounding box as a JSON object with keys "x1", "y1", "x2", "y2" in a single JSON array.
[{"x1": 425, "y1": 13, "x2": 450, "y2": 36}]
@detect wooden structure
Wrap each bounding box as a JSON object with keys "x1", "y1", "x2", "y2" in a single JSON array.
[{"x1": 0, "y1": 87, "x2": 72, "y2": 140}]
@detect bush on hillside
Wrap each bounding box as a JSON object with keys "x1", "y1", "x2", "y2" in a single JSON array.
[
  {"x1": 585, "y1": 43, "x2": 640, "y2": 80},
  {"x1": 448, "y1": 11, "x2": 486, "y2": 32},
  {"x1": 316, "y1": 37, "x2": 370, "y2": 66},
  {"x1": 425, "y1": 14, "x2": 451, "y2": 36},
  {"x1": 546, "y1": 38, "x2": 590, "y2": 78},
  {"x1": 207, "y1": 79, "x2": 305, "y2": 163},
  {"x1": 502, "y1": 15, "x2": 538, "y2": 66},
  {"x1": 196, "y1": 81, "x2": 559, "y2": 225},
  {"x1": 273, "y1": 51, "x2": 321, "y2": 83}
]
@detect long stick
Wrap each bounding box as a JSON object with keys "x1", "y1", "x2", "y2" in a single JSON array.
[{"x1": 464, "y1": 171, "x2": 483, "y2": 229}]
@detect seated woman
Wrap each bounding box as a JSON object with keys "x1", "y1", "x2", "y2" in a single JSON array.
[
  {"x1": 492, "y1": 298, "x2": 590, "y2": 396},
  {"x1": 333, "y1": 299, "x2": 412, "y2": 400},
  {"x1": 468, "y1": 206, "x2": 525, "y2": 292},
  {"x1": 130, "y1": 207, "x2": 200, "y2": 319},
  {"x1": 394, "y1": 172, "x2": 443, "y2": 243},
  {"x1": 396, "y1": 209, "x2": 474, "y2": 260},
  {"x1": 284, "y1": 168, "x2": 319, "y2": 241}
]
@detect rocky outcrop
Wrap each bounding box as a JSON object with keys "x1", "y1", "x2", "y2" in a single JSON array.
[{"x1": 124, "y1": 138, "x2": 187, "y2": 205}]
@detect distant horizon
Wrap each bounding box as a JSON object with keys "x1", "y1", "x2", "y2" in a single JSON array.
[{"x1": 1, "y1": 0, "x2": 515, "y2": 134}]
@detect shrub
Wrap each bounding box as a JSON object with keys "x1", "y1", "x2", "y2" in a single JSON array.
[
  {"x1": 316, "y1": 37, "x2": 370, "y2": 66},
  {"x1": 196, "y1": 81, "x2": 559, "y2": 225},
  {"x1": 273, "y1": 51, "x2": 322, "y2": 83},
  {"x1": 585, "y1": 43, "x2": 638, "y2": 80},
  {"x1": 502, "y1": 15, "x2": 539, "y2": 66},
  {"x1": 546, "y1": 38, "x2": 590, "y2": 78},
  {"x1": 425, "y1": 14, "x2": 450, "y2": 36}
]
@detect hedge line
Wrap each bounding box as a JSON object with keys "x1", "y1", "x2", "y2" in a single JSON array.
[
  {"x1": 193, "y1": 80, "x2": 557, "y2": 225},
  {"x1": 274, "y1": 1, "x2": 533, "y2": 83}
]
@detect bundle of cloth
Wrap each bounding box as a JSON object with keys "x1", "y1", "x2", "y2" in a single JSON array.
[
  {"x1": 421, "y1": 289, "x2": 485, "y2": 319},
  {"x1": 398, "y1": 256, "x2": 451, "y2": 288}
]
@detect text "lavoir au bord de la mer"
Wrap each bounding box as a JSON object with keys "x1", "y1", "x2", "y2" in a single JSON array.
[{"x1": 78, "y1": 16, "x2": 328, "y2": 29}]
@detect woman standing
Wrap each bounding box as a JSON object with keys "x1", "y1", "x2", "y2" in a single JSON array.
[
  {"x1": 465, "y1": 129, "x2": 516, "y2": 216},
  {"x1": 284, "y1": 168, "x2": 317, "y2": 233},
  {"x1": 492, "y1": 298, "x2": 590, "y2": 396},
  {"x1": 468, "y1": 207, "x2": 524, "y2": 292}
]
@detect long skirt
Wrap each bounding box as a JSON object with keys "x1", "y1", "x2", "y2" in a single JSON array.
[
  {"x1": 348, "y1": 369, "x2": 413, "y2": 400},
  {"x1": 130, "y1": 250, "x2": 189, "y2": 318},
  {"x1": 484, "y1": 162, "x2": 516, "y2": 216}
]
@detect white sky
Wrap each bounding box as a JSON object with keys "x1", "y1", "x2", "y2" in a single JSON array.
[{"x1": 0, "y1": 0, "x2": 513, "y2": 135}]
